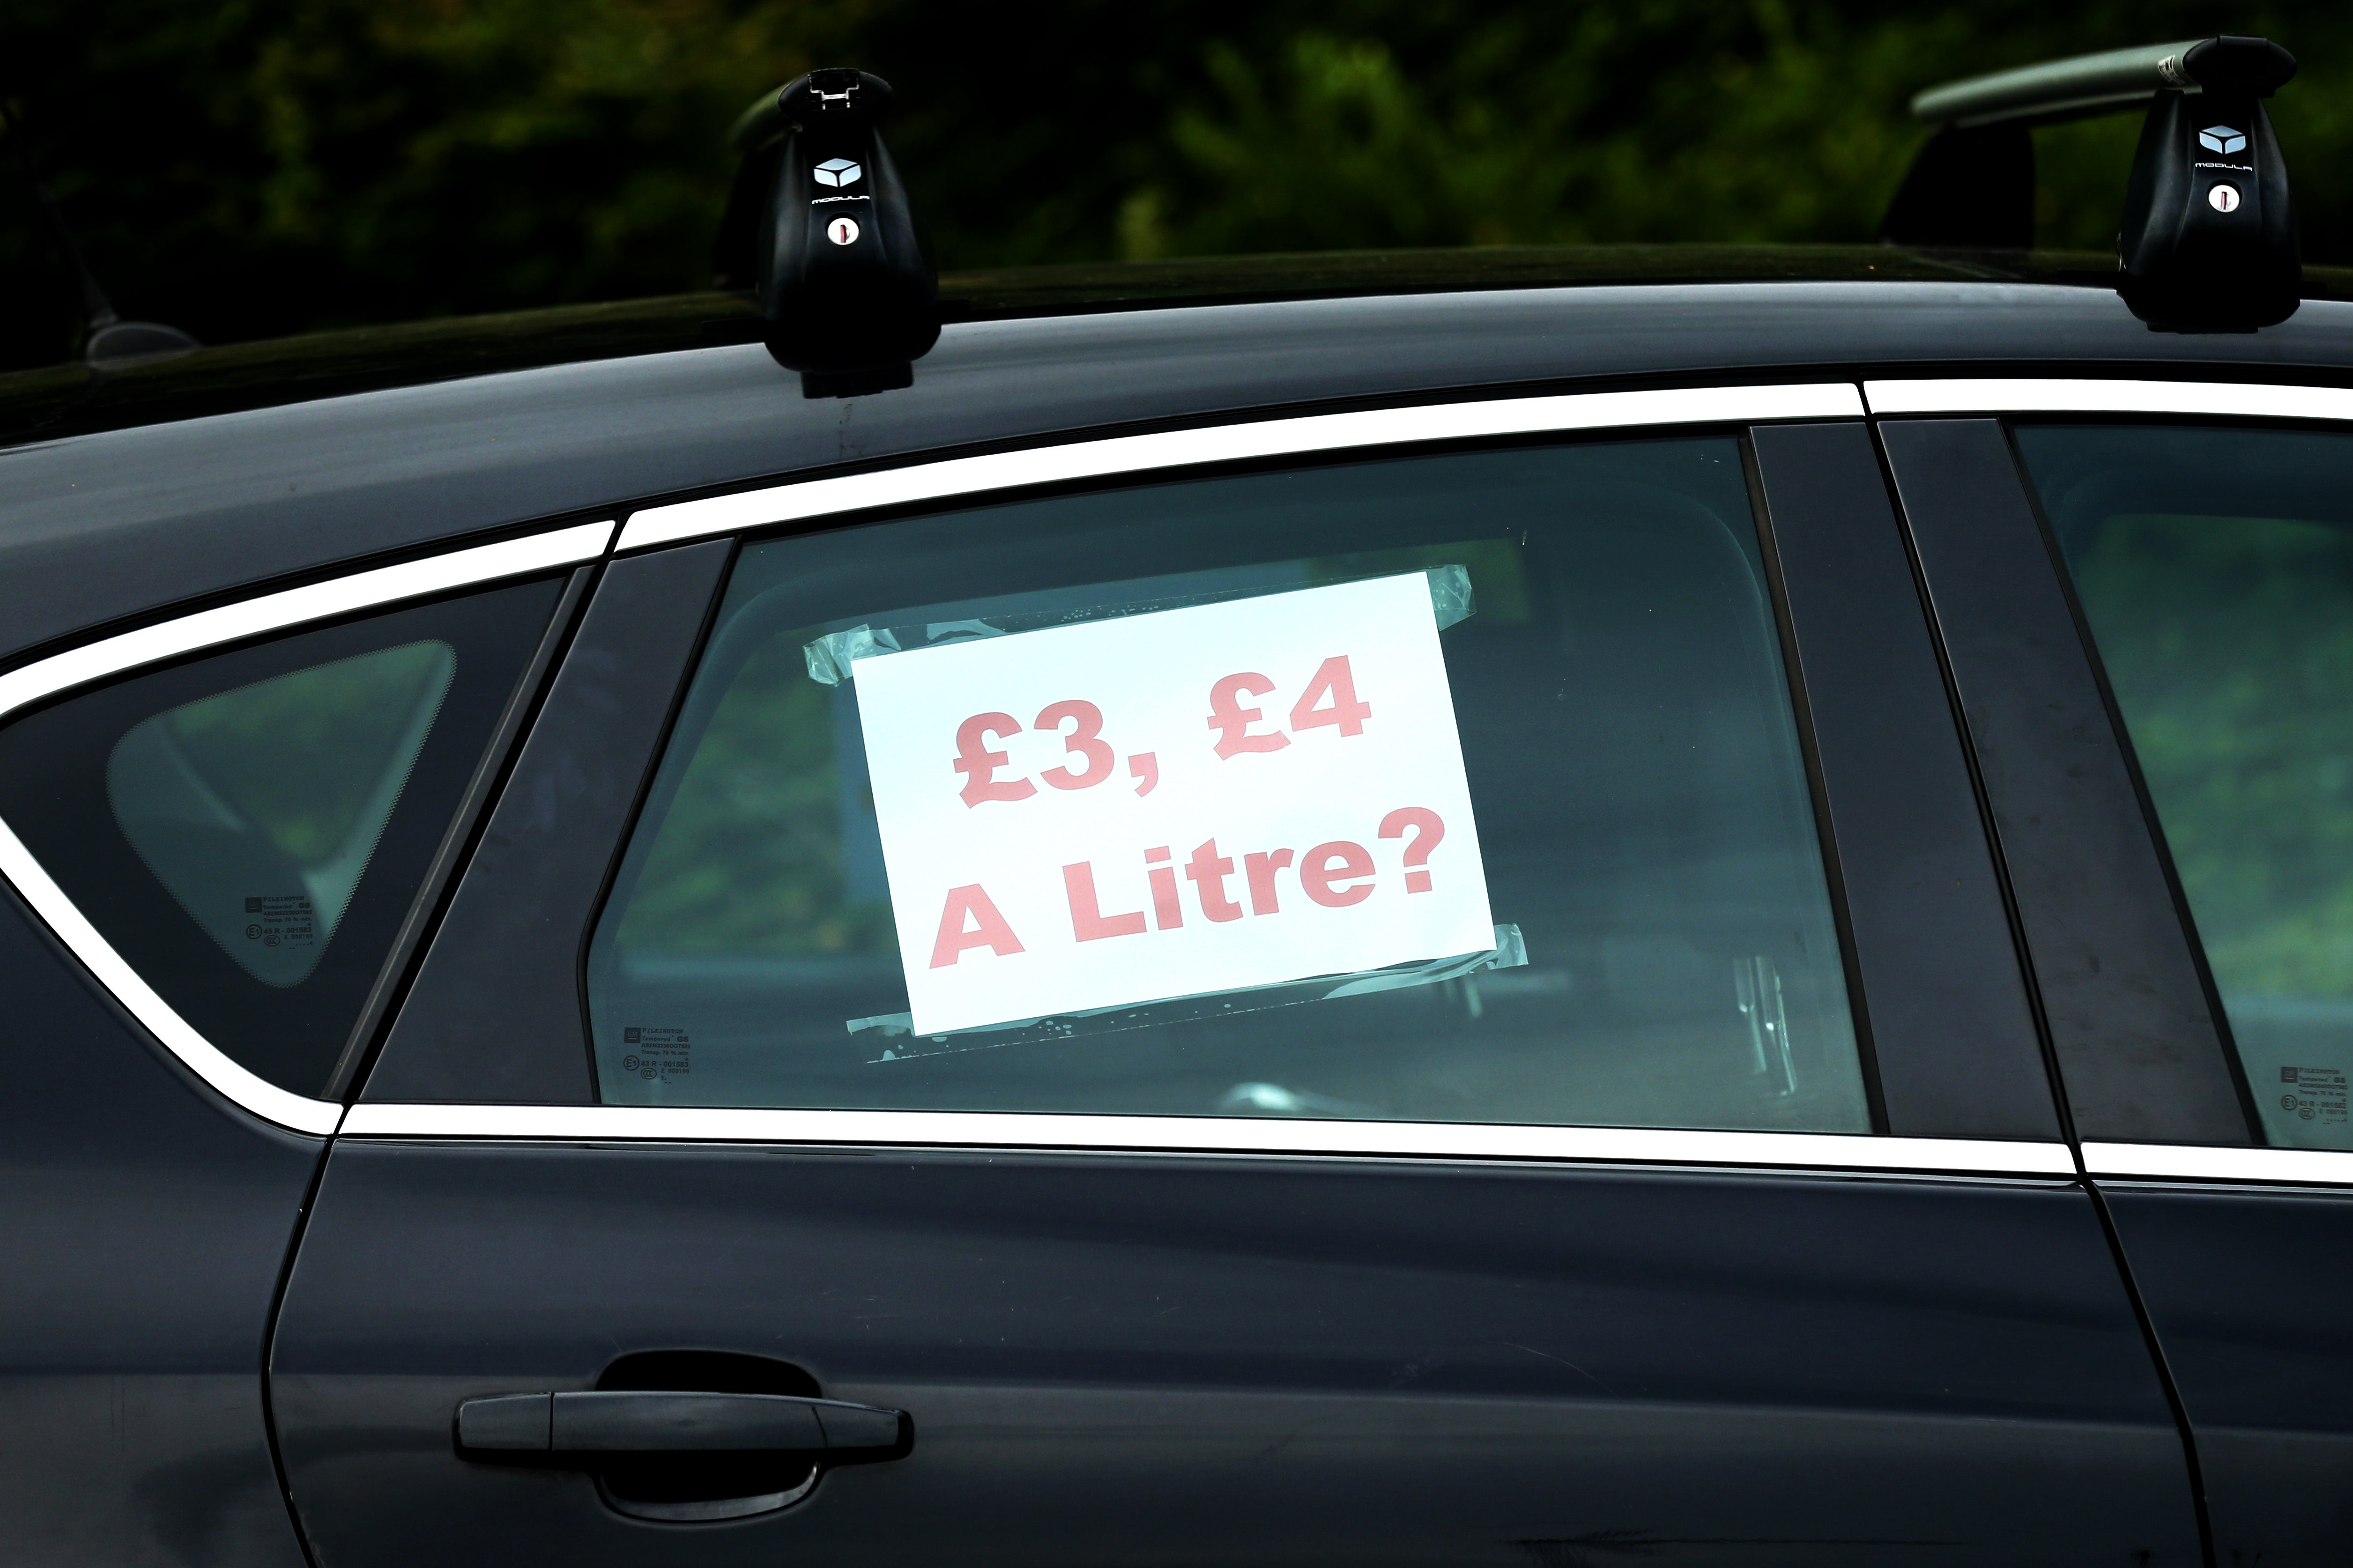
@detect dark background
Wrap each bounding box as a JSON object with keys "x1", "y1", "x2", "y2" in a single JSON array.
[{"x1": 4, "y1": 1, "x2": 2351, "y2": 369}]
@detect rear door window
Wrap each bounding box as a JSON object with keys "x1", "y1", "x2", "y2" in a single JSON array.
[
  {"x1": 0, "y1": 579, "x2": 565, "y2": 1096},
  {"x1": 2019, "y1": 423, "x2": 2353, "y2": 1149},
  {"x1": 586, "y1": 441, "x2": 1869, "y2": 1132}
]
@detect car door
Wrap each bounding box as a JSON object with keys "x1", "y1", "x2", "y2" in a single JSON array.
[
  {"x1": 270, "y1": 385, "x2": 2201, "y2": 1566},
  {"x1": 0, "y1": 528, "x2": 601, "y2": 1564},
  {"x1": 1875, "y1": 382, "x2": 2353, "y2": 1568}
]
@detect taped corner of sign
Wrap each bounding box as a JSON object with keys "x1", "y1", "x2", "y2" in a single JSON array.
[
  {"x1": 805, "y1": 621, "x2": 1006, "y2": 686},
  {"x1": 804, "y1": 625, "x2": 902, "y2": 686},
  {"x1": 1319, "y1": 923, "x2": 1524, "y2": 1000},
  {"x1": 1425, "y1": 564, "x2": 1477, "y2": 631},
  {"x1": 853, "y1": 925, "x2": 1530, "y2": 1063},
  {"x1": 806, "y1": 568, "x2": 1470, "y2": 688},
  {"x1": 923, "y1": 619, "x2": 1007, "y2": 646}
]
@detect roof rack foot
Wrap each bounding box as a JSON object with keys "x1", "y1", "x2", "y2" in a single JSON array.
[{"x1": 797, "y1": 362, "x2": 915, "y2": 399}]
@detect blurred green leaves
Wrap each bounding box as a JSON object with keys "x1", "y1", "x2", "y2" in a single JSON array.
[
  {"x1": 1, "y1": 0, "x2": 824, "y2": 361},
  {"x1": 616, "y1": 622, "x2": 895, "y2": 959},
  {"x1": 6, "y1": 0, "x2": 2353, "y2": 364},
  {"x1": 1128, "y1": 9, "x2": 1958, "y2": 257},
  {"x1": 2075, "y1": 510, "x2": 2353, "y2": 1000}
]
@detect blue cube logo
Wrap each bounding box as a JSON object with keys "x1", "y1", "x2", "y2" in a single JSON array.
[
  {"x1": 814, "y1": 157, "x2": 863, "y2": 187},
  {"x1": 2197, "y1": 126, "x2": 2247, "y2": 155}
]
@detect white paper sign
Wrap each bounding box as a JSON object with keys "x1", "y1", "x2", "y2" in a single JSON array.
[{"x1": 854, "y1": 572, "x2": 1495, "y2": 1035}]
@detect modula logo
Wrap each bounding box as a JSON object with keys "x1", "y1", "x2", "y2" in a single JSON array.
[
  {"x1": 2198, "y1": 126, "x2": 2247, "y2": 155},
  {"x1": 813, "y1": 157, "x2": 863, "y2": 187}
]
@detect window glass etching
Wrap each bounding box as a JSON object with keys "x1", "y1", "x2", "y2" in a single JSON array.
[
  {"x1": 2020, "y1": 424, "x2": 2353, "y2": 1150},
  {"x1": 588, "y1": 442, "x2": 1869, "y2": 1132},
  {"x1": 0, "y1": 580, "x2": 565, "y2": 1096},
  {"x1": 109, "y1": 641, "x2": 454, "y2": 987}
]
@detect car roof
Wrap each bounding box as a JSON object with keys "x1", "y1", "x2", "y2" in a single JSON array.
[
  {"x1": 10, "y1": 243, "x2": 2352, "y2": 446},
  {"x1": 4, "y1": 247, "x2": 2353, "y2": 671}
]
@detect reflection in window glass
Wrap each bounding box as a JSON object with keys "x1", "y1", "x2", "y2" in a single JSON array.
[
  {"x1": 0, "y1": 580, "x2": 563, "y2": 1095},
  {"x1": 2021, "y1": 424, "x2": 2353, "y2": 1149},
  {"x1": 588, "y1": 442, "x2": 1869, "y2": 1132},
  {"x1": 109, "y1": 642, "x2": 455, "y2": 987}
]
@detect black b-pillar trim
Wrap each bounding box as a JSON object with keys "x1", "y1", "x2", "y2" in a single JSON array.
[
  {"x1": 1876, "y1": 418, "x2": 2254, "y2": 1146},
  {"x1": 360, "y1": 541, "x2": 733, "y2": 1105},
  {"x1": 1752, "y1": 422, "x2": 2062, "y2": 1142}
]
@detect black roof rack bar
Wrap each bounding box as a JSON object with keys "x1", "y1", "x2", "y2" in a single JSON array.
[
  {"x1": 1885, "y1": 34, "x2": 2300, "y2": 330},
  {"x1": 727, "y1": 86, "x2": 795, "y2": 153},
  {"x1": 1910, "y1": 40, "x2": 2200, "y2": 129}
]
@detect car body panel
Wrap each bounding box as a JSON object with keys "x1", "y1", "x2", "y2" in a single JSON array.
[
  {"x1": 263, "y1": 410, "x2": 2191, "y2": 1564},
  {"x1": 2101, "y1": 1185, "x2": 2353, "y2": 1567},
  {"x1": 1878, "y1": 410, "x2": 2353, "y2": 1567},
  {"x1": 5, "y1": 256, "x2": 2353, "y2": 1564},
  {"x1": 6, "y1": 281, "x2": 2353, "y2": 666},
  {"x1": 0, "y1": 883, "x2": 318, "y2": 1567},
  {"x1": 273, "y1": 1143, "x2": 2197, "y2": 1568}
]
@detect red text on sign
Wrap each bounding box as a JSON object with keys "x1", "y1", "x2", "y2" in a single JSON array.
[
  {"x1": 1208, "y1": 656, "x2": 1372, "y2": 762},
  {"x1": 1207, "y1": 673, "x2": 1289, "y2": 759},
  {"x1": 1062, "y1": 862, "x2": 1146, "y2": 942},
  {"x1": 931, "y1": 884, "x2": 1025, "y2": 967},
  {"x1": 1244, "y1": 848, "x2": 1294, "y2": 915},
  {"x1": 1289, "y1": 656, "x2": 1373, "y2": 737},
  {"x1": 1144, "y1": 845, "x2": 1184, "y2": 930},
  {"x1": 952, "y1": 701, "x2": 1136, "y2": 804},
  {"x1": 1301, "y1": 841, "x2": 1377, "y2": 907},
  {"x1": 1186, "y1": 839, "x2": 1244, "y2": 922},
  {"x1": 952, "y1": 655, "x2": 1377, "y2": 806},
  {"x1": 1036, "y1": 699, "x2": 1114, "y2": 790},
  {"x1": 953, "y1": 714, "x2": 1036, "y2": 807},
  {"x1": 1052, "y1": 806, "x2": 1451, "y2": 952},
  {"x1": 1379, "y1": 806, "x2": 1446, "y2": 893}
]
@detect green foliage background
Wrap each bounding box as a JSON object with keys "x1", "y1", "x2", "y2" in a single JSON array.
[
  {"x1": 5, "y1": 0, "x2": 2353, "y2": 363},
  {"x1": 164, "y1": 640, "x2": 453, "y2": 870},
  {"x1": 2076, "y1": 515, "x2": 2353, "y2": 1002},
  {"x1": 616, "y1": 626, "x2": 896, "y2": 959}
]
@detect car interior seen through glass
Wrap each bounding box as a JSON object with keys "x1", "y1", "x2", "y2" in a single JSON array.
[
  {"x1": 0, "y1": 579, "x2": 565, "y2": 1096},
  {"x1": 2021, "y1": 422, "x2": 2353, "y2": 1151},
  {"x1": 109, "y1": 640, "x2": 457, "y2": 989},
  {"x1": 588, "y1": 439, "x2": 1871, "y2": 1131}
]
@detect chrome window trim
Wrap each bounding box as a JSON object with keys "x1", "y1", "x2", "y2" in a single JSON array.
[
  {"x1": 0, "y1": 521, "x2": 617, "y2": 1136},
  {"x1": 1863, "y1": 377, "x2": 2353, "y2": 422},
  {"x1": 617, "y1": 381, "x2": 1868, "y2": 552},
  {"x1": 423, "y1": 385, "x2": 2096, "y2": 1177},
  {"x1": 341, "y1": 1102, "x2": 2078, "y2": 1176},
  {"x1": 2084, "y1": 1141, "x2": 2353, "y2": 1186}
]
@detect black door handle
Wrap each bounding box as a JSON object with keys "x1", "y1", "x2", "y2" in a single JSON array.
[{"x1": 457, "y1": 1390, "x2": 910, "y2": 1456}]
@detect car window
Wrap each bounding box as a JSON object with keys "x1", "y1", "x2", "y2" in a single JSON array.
[
  {"x1": 0, "y1": 579, "x2": 565, "y2": 1096},
  {"x1": 109, "y1": 641, "x2": 456, "y2": 988},
  {"x1": 2019, "y1": 423, "x2": 2353, "y2": 1150},
  {"x1": 586, "y1": 441, "x2": 1867, "y2": 1132}
]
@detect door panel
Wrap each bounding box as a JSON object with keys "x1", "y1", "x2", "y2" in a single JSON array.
[
  {"x1": 0, "y1": 568, "x2": 581, "y2": 1565},
  {"x1": 279, "y1": 421, "x2": 2193, "y2": 1565},
  {"x1": 2101, "y1": 1185, "x2": 2353, "y2": 1566},
  {"x1": 0, "y1": 882, "x2": 316, "y2": 1568},
  {"x1": 273, "y1": 1142, "x2": 2193, "y2": 1566},
  {"x1": 1885, "y1": 412, "x2": 2353, "y2": 1566}
]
